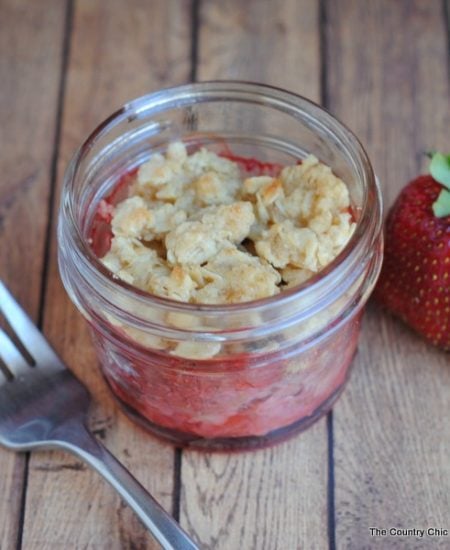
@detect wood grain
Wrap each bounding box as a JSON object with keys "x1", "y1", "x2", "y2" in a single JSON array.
[
  {"x1": 0, "y1": 1, "x2": 68, "y2": 548},
  {"x1": 325, "y1": 1, "x2": 450, "y2": 548},
  {"x1": 20, "y1": 1, "x2": 192, "y2": 548},
  {"x1": 2, "y1": 1, "x2": 449, "y2": 548},
  {"x1": 180, "y1": 2, "x2": 329, "y2": 549},
  {"x1": 196, "y1": 0, "x2": 320, "y2": 89},
  {"x1": 181, "y1": 425, "x2": 328, "y2": 550}
]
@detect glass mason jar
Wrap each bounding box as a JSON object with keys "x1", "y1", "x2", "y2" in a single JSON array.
[{"x1": 58, "y1": 82, "x2": 383, "y2": 451}]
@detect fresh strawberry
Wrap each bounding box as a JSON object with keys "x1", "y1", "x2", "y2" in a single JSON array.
[{"x1": 375, "y1": 152, "x2": 450, "y2": 350}]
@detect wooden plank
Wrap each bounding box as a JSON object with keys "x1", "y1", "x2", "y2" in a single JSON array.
[
  {"x1": 0, "y1": 1, "x2": 68, "y2": 548},
  {"x1": 181, "y1": 427, "x2": 327, "y2": 550},
  {"x1": 325, "y1": 1, "x2": 450, "y2": 548},
  {"x1": 180, "y1": 2, "x2": 329, "y2": 549},
  {"x1": 20, "y1": 1, "x2": 192, "y2": 548},
  {"x1": 196, "y1": 0, "x2": 320, "y2": 87}
]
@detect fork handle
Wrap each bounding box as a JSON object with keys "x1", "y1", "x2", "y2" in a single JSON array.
[{"x1": 56, "y1": 424, "x2": 199, "y2": 550}]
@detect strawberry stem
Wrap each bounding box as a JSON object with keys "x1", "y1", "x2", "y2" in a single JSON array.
[
  {"x1": 432, "y1": 189, "x2": 450, "y2": 217},
  {"x1": 430, "y1": 152, "x2": 450, "y2": 190},
  {"x1": 429, "y1": 152, "x2": 450, "y2": 218}
]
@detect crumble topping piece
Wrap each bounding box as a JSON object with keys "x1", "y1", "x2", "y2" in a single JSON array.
[
  {"x1": 165, "y1": 202, "x2": 255, "y2": 265},
  {"x1": 172, "y1": 341, "x2": 223, "y2": 360},
  {"x1": 281, "y1": 267, "x2": 316, "y2": 289},
  {"x1": 255, "y1": 221, "x2": 320, "y2": 270},
  {"x1": 102, "y1": 237, "x2": 170, "y2": 289},
  {"x1": 112, "y1": 196, "x2": 187, "y2": 240},
  {"x1": 194, "y1": 247, "x2": 281, "y2": 304},
  {"x1": 100, "y1": 143, "x2": 355, "y2": 305}
]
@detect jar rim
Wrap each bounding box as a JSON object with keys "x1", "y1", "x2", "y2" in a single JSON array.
[{"x1": 62, "y1": 80, "x2": 382, "y2": 316}]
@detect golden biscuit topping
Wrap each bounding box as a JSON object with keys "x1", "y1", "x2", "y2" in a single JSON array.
[{"x1": 101, "y1": 143, "x2": 355, "y2": 304}]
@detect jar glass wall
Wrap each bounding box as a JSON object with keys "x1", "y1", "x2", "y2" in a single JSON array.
[{"x1": 58, "y1": 82, "x2": 383, "y2": 451}]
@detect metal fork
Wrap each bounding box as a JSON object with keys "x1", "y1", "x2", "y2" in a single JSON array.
[{"x1": 0, "y1": 280, "x2": 199, "y2": 550}]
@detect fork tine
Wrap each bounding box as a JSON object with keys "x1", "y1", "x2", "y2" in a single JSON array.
[
  {"x1": 0, "y1": 365, "x2": 8, "y2": 385},
  {"x1": 0, "y1": 327, "x2": 30, "y2": 376},
  {"x1": 0, "y1": 280, "x2": 61, "y2": 365}
]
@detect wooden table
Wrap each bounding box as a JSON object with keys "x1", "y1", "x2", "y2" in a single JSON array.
[{"x1": 1, "y1": 1, "x2": 449, "y2": 548}]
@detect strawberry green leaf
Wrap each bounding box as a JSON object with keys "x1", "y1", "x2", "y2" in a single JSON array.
[
  {"x1": 430, "y1": 152, "x2": 450, "y2": 189},
  {"x1": 432, "y1": 188, "x2": 450, "y2": 217}
]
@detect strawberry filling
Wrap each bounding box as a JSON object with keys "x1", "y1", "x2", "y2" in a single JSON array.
[{"x1": 92, "y1": 317, "x2": 358, "y2": 439}]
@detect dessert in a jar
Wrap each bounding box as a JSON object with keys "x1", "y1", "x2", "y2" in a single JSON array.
[{"x1": 58, "y1": 82, "x2": 383, "y2": 450}]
